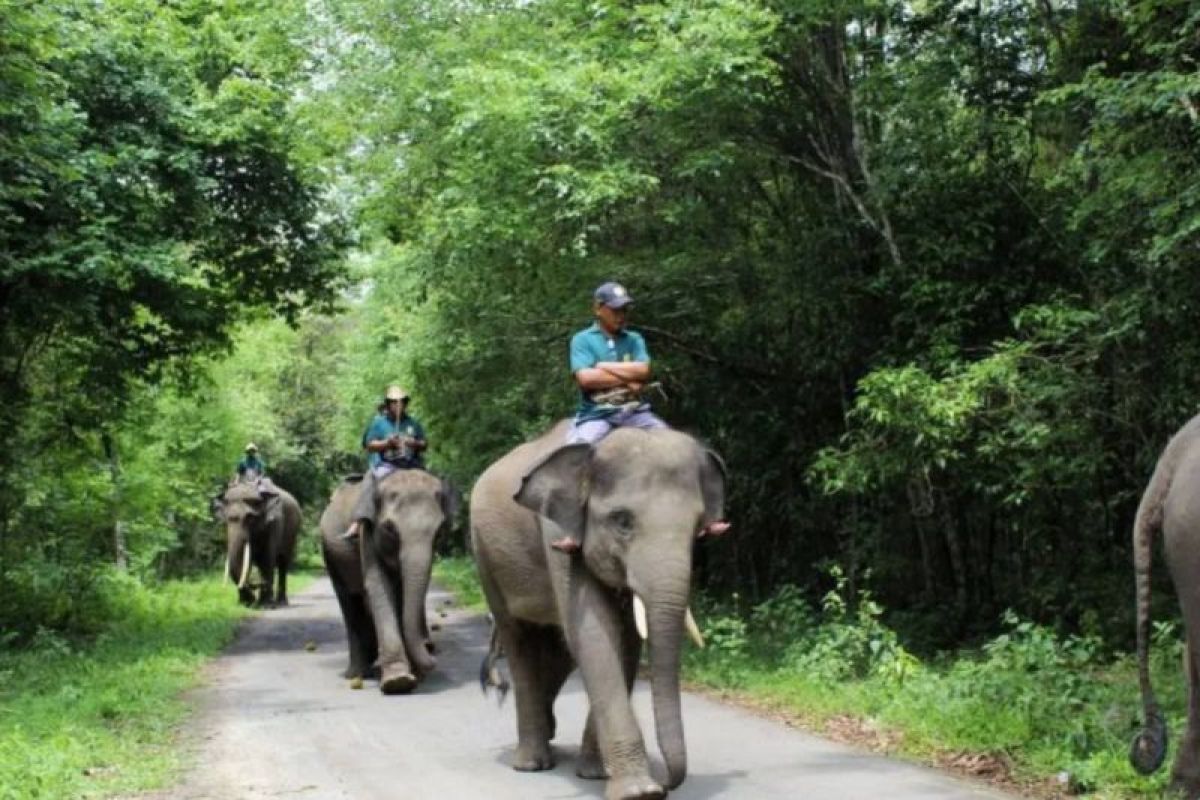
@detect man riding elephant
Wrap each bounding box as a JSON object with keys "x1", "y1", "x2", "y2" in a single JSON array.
[
  {"x1": 343, "y1": 385, "x2": 428, "y2": 541},
  {"x1": 320, "y1": 383, "x2": 455, "y2": 693},
  {"x1": 236, "y1": 443, "x2": 266, "y2": 478},
  {"x1": 551, "y1": 282, "x2": 730, "y2": 553}
]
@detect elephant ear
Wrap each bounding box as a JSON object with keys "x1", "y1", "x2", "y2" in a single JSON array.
[
  {"x1": 514, "y1": 443, "x2": 594, "y2": 533},
  {"x1": 439, "y1": 478, "x2": 462, "y2": 529},
  {"x1": 700, "y1": 449, "x2": 727, "y2": 526}
]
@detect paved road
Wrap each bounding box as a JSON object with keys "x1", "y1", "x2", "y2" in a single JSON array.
[{"x1": 159, "y1": 576, "x2": 1014, "y2": 800}]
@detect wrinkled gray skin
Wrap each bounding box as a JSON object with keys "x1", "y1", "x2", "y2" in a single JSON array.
[
  {"x1": 219, "y1": 478, "x2": 301, "y2": 607},
  {"x1": 471, "y1": 421, "x2": 726, "y2": 800},
  {"x1": 1132, "y1": 413, "x2": 1200, "y2": 797},
  {"x1": 319, "y1": 470, "x2": 458, "y2": 694}
]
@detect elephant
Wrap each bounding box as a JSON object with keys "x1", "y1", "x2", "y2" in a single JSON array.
[
  {"x1": 319, "y1": 469, "x2": 459, "y2": 694},
  {"x1": 470, "y1": 420, "x2": 726, "y2": 800},
  {"x1": 1132, "y1": 412, "x2": 1200, "y2": 797},
  {"x1": 218, "y1": 477, "x2": 301, "y2": 607}
]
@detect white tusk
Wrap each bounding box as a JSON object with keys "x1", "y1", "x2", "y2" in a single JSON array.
[
  {"x1": 237, "y1": 541, "x2": 251, "y2": 589},
  {"x1": 223, "y1": 555, "x2": 231, "y2": 585},
  {"x1": 632, "y1": 594, "x2": 648, "y2": 641},
  {"x1": 685, "y1": 607, "x2": 705, "y2": 649}
]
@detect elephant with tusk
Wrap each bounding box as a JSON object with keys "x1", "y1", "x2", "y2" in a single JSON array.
[
  {"x1": 471, "y1": 420, "x2": 727, "y2": 800},
  {"x1": 216, "y1": 477, "x2": 301, "y2": 608}
]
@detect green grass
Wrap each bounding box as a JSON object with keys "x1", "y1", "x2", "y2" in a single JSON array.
[
  {"x1": 433, "y1": 554, "x2": 487, "y2": 611},
  {"x1": 0, "y1": 568, "x2": 317, "y2": 800},
  {"x1": 681, "y1": 604, "x2": 1182, "y2": 800}
]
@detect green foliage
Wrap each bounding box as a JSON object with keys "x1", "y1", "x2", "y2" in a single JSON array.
[
  {"x1": 687, "y1": 584, "x2": 1180, "y2": 797},
  {"x1": 431, "y1": 555, "x2": 487, "y2": 613},
  {"x1": 302, "y1": 0, "x2": 1200, "y2": 650},
  {"x1": 0, "y1": 574, "x2": 254, "y2": 799}
]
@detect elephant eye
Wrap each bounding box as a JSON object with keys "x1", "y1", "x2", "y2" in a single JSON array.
[{"x1": 608, "y1": 509, "x2": 635, "y2": 535}]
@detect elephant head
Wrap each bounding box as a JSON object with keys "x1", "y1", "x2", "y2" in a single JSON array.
[
  {"x1": 221, "y1": 480, "x2": 279, "y2": 602},
  {"x1": 514, "y1": 429, "x2": 726, "y2": 789},
  {"x1": 371, "y1": 471, "x2": 460, "y2": 675}
]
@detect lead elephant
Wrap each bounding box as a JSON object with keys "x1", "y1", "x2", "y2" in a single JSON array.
[
  {"x1": 1132, "y1": 413, "x2": 1200, "y2": 797},
  {"x1": 218, "y1": 477, "x2": 301, "y2": 607},
  {"x1": 470, "y1": 421, "x2": 726, "y2": 800},
  {"x1": 319, "y1": 469, "x2": 458, "y2": 694}
]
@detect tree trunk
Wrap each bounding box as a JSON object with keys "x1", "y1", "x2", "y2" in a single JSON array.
[{"x1": 101, "y1": 430, "x2": 128, "y2": 571}]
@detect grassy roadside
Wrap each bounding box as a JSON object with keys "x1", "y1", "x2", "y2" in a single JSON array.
[
  {"x1": 0, "y1": 568, "x2": 316, "y2": 800},
  {"x1": 432, "y1": 555, "x2": 1175, "y2": 799},
  {"x1": 433, "y1": 554, "x2": 487, "y2": 612}
]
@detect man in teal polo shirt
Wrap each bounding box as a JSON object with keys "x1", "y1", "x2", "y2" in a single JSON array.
[
  {"x1": 551, "y1": 282, "x2": 731, "y2": 553},
  {"x1": 236, "y1": 443, "x2": 266, "y2": 477},
  {"x1": 342, "y1": 384, "x2": 428, "y2": 540},
  {"x1": 565, "y1": 281, "x2": 668, "y2": 446}
]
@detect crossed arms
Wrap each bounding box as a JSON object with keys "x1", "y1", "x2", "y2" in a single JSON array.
[{"x1": 574, "y1": 361, "x2": 651, "y2": 393}]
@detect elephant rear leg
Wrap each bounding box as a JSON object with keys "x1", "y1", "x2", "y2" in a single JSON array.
[
  {"x1": 1171, "y1": 622, "x2": 1200, "y2": 797},
  {"x1": 503, "y1": 621, "x2": 564, "y2": 772},
  {"x1": 536, "y1": 629, "x2": 574, "y2": 743},
  {"x1": 331, "y1": 579, "x2": 374, "y2": 680}
]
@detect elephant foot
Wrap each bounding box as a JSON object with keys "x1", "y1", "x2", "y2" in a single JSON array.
[
  {"x1": 605, "y1": 774, "x2": 665, "y2": 800},
  {"x1": 276, "y1": 596, "x2": 289, "y2": 607},
  {"x1": 379, "y1": 665, "x2": 417, "y2": 695},
  {"x1": 576, "y1": 749, "x2": 607, "y2": 780},
  {"x1": 512, "y1": 742, "x2": 554, "y2": 772}
]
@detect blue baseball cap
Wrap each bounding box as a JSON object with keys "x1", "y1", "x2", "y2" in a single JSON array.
[{"x1": 594, "y1": 282, "x2": 634, "y2": 309}]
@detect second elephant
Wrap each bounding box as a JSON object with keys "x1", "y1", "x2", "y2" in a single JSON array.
[{"x1": 319, "y1": 469, "x2": 458, "y2": 694}]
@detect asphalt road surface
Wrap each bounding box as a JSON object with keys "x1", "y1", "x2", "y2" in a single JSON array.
[{"x1": 156, "y1": 576, "x2": 1015, "y2": 800}]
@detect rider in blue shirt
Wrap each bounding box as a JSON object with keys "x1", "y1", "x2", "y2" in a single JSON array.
[
  {"x1": 551, "y1": 282, "x2": 728, "y2": 552},
  {"x1": 343, "y1": 385, "x2": 428, "y2": 539}
]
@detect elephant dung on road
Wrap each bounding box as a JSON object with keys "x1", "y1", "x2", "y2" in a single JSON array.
[
  {"x1": 218, "y1": 478, "x2": 301, "y2": 607},
  {"x1": 319, "y1": 469, "x2": 458, "y2": 694},
  {"x1": 1132, "y1": 413, "x2": 1200, "y2": 798},
  {"x1": 470, "y1": 421, "x2": 726, "y2": 800}
]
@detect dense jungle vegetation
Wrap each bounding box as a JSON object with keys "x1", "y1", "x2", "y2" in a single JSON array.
[{"x1": 1, "y1": 0, "x2": 1198, "y2": 793}]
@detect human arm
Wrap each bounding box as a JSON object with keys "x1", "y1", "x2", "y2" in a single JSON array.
[
  {"x1": 402, "y1": 419, "x2": 427, "y2": 452},
  {"x1": 573, "y1": 361, "x2": 652, "y2": 391},
  {"x1": 573, "y1": 330, "x2": 652, "y2": 391}
]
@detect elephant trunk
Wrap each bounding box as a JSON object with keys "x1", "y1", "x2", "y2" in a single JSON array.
[
  {"x1": 645, "y1": 577, "x2": 691, "y2": 789},
  {"x1": 400, "y1": 548, "x2": 437, "y2": 675}
]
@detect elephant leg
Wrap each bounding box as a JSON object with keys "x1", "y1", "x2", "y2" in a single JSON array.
[
  {"x1": 331, "y1": 576, "x2": 371, "y2": 679},
  {"x1": 567, "y1": 575, "x2": 662, "y2": 800},
  {"x1": 275, "y1": 556, "x2": 289, "y2": 607},
  {"x1": 580, "y1": 610, "x2": 642, "y2": 780},
  {"x1": 502, "y1": 620, "x2": 562, "y2": 771},
  {"x1": 258, "y1": 559, "x2": 277, "y2": 607},
  {"x1": 1171, "y1": 625, "x2": 1200, "y2": 796},
  {"x1": 360, "y1": 530, "x2": 415, "y2": 693}
]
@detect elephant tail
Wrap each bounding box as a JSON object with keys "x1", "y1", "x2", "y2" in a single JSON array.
[
  {"x1": 478, "y1": 615, "x2": 509, "y2": 705},
  {"x1": 1130, "y1": 449, "x2": 1172, "y2": 774}
]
